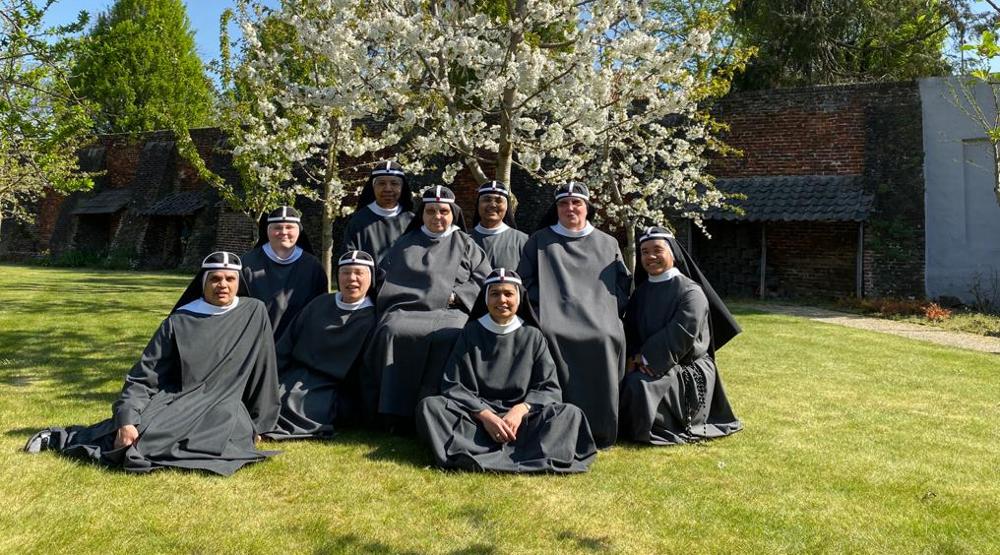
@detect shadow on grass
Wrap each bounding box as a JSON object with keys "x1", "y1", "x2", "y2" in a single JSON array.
[
  {"x1": 315, "y1": 535, "x2": 497, "y2": 555},
  {"x1": 333, "y1": 430, "x2": 433, "y2": 468},
  {"x1": 555, "y1": 530, "x2": 614, "y2": 552}
]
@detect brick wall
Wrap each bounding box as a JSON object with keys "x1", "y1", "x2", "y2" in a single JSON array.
[{"x1": 765, "y1": 221, "x2": 859, "y2": 298}]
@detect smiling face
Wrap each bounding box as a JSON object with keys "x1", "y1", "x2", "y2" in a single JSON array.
[
  {"x1": 337, "y1": 265, "x2": 371, "y2": 303},
  {"x1": 640, "y1": 239, "x2": 674, "y2": 276},
  {"x1": 372, "y1": 176, "x2": 403, "y2": 209},
  {"x1": 203, "y1": 270, "x2": 240, "y2": 307},
  {"x1": 556, "y1": 197, "x2": 587, "y2": 230},
  {"x1": 422, "y1": 203, "x2": 453, "y2": 233},
  {"x1": 267, "y1": 222, "x2": 300, "y2": 251},
  {"x1": 486, "y1": 282, "x2": 519, "y2": 324},
  {"x1": 477, "y1": 194, "x2": 507, "y2": 228}
]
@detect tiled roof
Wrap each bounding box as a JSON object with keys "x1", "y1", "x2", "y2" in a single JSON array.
[
  {"x1": 141, "y1": 191, "x2": 207, "y2": 216},
  {"x1": 705, "y1": 175, "x2": 874, "y2": 222},
  {"x1": 71, "y1": 188, "x2": 132, "y2": 215}
]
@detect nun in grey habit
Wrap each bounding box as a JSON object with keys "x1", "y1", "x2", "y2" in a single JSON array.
[
  {"x1": 417, "y1": 268, "x2": 597, "y2": 473},
  {"x1": 263, "y1": 250, "x2": 380, "y2": 440},
  {"x1": 469, "y1": 180, "x2": 529, "y2": 271},
  {"x1": 516, "y1": 183, "x2": 631, "y2": 449},
  {"x1": 242, "y1": 205, "x2": 329, "y2": 339},
  {"x1": 365, "y1": 186, "x2": 491, "y2": 424},
  {"x1": 339, "y1": 160, "x2": 415, "y2": 262},
  {"x1": 24, "y1": 252, "x2": 281, "y2": 476},
  {"x1": 619, "y1": 227, "x2": 743, "y2": 445}
]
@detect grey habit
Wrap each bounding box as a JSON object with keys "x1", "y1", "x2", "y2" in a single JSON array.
[
  {"x1": 340, "y1": 205, "x2": 414, "y2": 263},
  {"x1": 620, "y1": 271, "x2": 743, "y2": 444},
  {"x1": 366, "y1": 228, "x2": 491, "y2": 418},
  {"x1": 517, "y1": 225, "x2": 631, "y2": 448},
  {"x1": 241, "y1": 246, "x2": 328, "y2": 339},
  {"x1": 264, "y1": 293, "x2": 377, "y2": 440},
  {"x1": 29, "y1": 298, "x2": 280, "y2": 476},
  {"x1": 417, "y1": 318, "x2": 597, "y2": 473},
  {"x1": 470, "y1": 224, "x2": 529, "y2": 271}
]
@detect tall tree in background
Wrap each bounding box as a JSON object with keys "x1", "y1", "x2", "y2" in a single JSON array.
[
  {"x1": 1, "y1": 0, "x2": 95, "y2": 239},
  {"x1": 71, "y1": 0, "x2": 214, "y2": 133},
  {"x1": 732, "y1": 0, "x2": 957, "y2": 89}
]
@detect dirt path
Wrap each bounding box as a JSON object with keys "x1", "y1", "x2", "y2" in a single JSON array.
[{"x1": 747, "y1": 303, "x2": 1000, "y2": 355}]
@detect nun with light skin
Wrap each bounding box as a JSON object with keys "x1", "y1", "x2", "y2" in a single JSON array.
[
  {"x1": 415, "y1": 268, "x2": 597, "y2": 473},
  {"x1": 25, "y1": 252, "x2": 281, "y2": 476},
  {"x1": 516, "y1": 182, "x2": 631, "y2": 449},
  {"x1": 366, "y1": 186, "x2": 491, "y2": 428},
  {"x1": 470, "y1": 181, "x2": 529, "y2": 271},
  {"x1": 264, "y1": 251, "x2": 381, "y2": 440}
]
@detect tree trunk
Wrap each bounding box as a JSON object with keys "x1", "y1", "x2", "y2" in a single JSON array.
[
  {"x1": 320, "y1": 146, "x2": 338, "y2": 290},
  {"x1": 496, "y1": 86, "x2": 517, "y2": 186},
  {"x1": 993, "y1": 141, "x2": 1000, "y2": 207},
  {"x1": 623, "y1": 225, "x2": 636, "y2": 273}
]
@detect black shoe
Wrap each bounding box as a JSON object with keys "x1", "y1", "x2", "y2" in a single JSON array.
[{"x1": 24, "y1": 430, "x2": 52, "y2": 454}]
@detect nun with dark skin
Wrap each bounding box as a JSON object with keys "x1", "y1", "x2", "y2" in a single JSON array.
[
  {"x1": 469, "y1": 180, "x2": 529, "y2": 271},
  {"x1": 516, "y1": 183, "x2": 631, "y2": 449},
  {"x1": 416, "y1": 268, "x2": 598, "y2": 473},
  {"x1": 241, "y1": 206, "x2": 329, "y2": 339},
  {"x1": 263, "y1": 251, "x2": 381, "y2": 440},
  {"x1": 339, "y1": 160, "x2": 415, "y2": 262},
  {"x1": 619, "y1": 227, "x2": 743, "y2": 445},
  {"x1": 24, "y1": 252, "x2": 281, "y2": 476},
  {"x1": 365, "y1": 186, "x2": 491, "y2": 427}
]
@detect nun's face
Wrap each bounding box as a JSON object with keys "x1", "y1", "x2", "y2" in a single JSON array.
[
  {"x1": 487, "y1": 282, "x2": 519, "y2": 323},
  {"x1": 373, "y1": 176, "x2": 403, "y2": 209},
  {"x1": 337, "y1": 265, "x2": 371, "y2": 303},
  {"x1": 268, "y1": 222, "x2": 299, "y2": 251},
  {"x1": 478, "y1": 194, "x2": 507, "y2": 228},
  {"x1": 557, "y1": 197, "x2": 587, "y2": 230},
  {"x1": 423, "y1": 203, "x2": 453, "y2": 232},
  {"x1": 640, "y1": 239, "x2": 674, "y2": 276},
  {"x1": 203, "y1": 270, "x2": 240, "y2": 306}
]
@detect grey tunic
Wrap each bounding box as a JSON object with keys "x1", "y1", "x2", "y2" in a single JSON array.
[
  {"x1": 470, "y1": 227, "x2": 529, "y2": 271},
  {"x1": 366, "y1": 230, "x2": 491, "y2": 418},
  {"x1": 517, "y1": 227, "x2": 631, "y2": 448},
  {"x1": 241, "y1": 247, "x2": 328, "y2": 339},
  {"x1": 264, "y1": 294, "x2": 377, "y2": 440},
  {"x1": 416, "y1": 321, "x2": 597, "y2": 473},
  {"x1": 620, "y1": 274, "x2": 742, "y2": 445},
  {"x1": 35, "y1": 299, "x2": 280, "y2": 476},
  {"x1": 340, "y1": 205, "x2": 414, "y2": 262}
]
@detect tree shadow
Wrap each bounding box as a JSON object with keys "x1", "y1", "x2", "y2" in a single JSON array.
[
  {"x1": 314, "y1": 533, "x2": 497, "y2": 555},
  {"x1": 333, "y1": 430, "x2": 434, "y2": 468},
  {"x1": 555, "y1": 530, "x2": 614, "y2": 552}
]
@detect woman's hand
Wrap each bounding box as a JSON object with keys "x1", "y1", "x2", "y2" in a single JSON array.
[
  {"x1": 114, "y1": 424, "x2": 139, "y2": 449},
  {"x1": 476, "y1": 409, "x2": 515, "y2": 443},
  {"x1": 501, "y1": 403, "x2": 529, "y2": 439}
]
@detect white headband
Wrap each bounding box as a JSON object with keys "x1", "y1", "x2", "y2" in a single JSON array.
[{"x1": 267, "y1": 206, "x2": 301, "y2": 223}]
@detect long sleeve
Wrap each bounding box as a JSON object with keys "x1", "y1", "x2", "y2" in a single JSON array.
[
  {"x1": 451, "y1": 240, "x2": 491, "y2": 313},
  {"x1": 640, "y1": 287, "x2": 709, "y2": 374},
  {"x1": 274, "y1": 302, "x2": 307, "y2": 374},
  {"x1": 624, "y1": 293, "x2": 642, "y2": 359},
  {"x1": 310, "y1": 258, "x2": 330, "y2": 299},
  {"x1": 112, "y1": 318, "x2": 178, "y2": 428},
  {"x1": 515, "y1": 234, "x2": 539, "y2": 311},
  {"x1": 614, "y1": 249, "x2": 632, "y2": 317},
  {"x1": 243, "y1": 314, "x2": 281, "y2": 434},
  {"x1": 523, "y1": 331, "x2": 562, "y2": 408},
  {"x1": 440, "y1": 333, "x2": 490, "y2": 414}
]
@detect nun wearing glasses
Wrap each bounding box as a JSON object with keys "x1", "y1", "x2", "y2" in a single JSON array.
[
  {"x1": 469, "y1": 180, "x2": 529, "y2": 271},
  {"x1": 24, "y1": 252, "x2": 281, "y2": 476},
  {"x1": 619, "y1": 227, "x2": 743, "y2": 446},
  {"x1": 242, "y1": 205, "x2": 329, "y2": 338},
  {"x1": 366, "y1": 186, "x2": 491, "y2": 428},
  {"x1": 264, "y1": 251, "x2": 382, "y2": 440},
  {"x1": 416, "y1": 268, "x2": 597, "y2": 473},
  {"x1": 516, "y1": 182, "x2": 631, "y2": 449}
]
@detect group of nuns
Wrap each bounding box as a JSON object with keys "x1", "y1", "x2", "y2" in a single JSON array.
[{"x1": 25, "y1": 161, "x2": 743, "y2": 476}]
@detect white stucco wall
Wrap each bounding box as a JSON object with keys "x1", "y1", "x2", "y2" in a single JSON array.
[{"x1": 919, "y1": 77, "x2": 1000, "y2": 305}]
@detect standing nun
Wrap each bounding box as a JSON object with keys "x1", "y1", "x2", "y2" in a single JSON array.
[
  {"x1": 339, "y1": 160, "x2": 415, "y2": 262},
  {"x1": 366, "y1": 185, "x2": 491, "y2": 426},
  {"x1": 242, "y1": 205, "x2": 329, "y2": 339},
  {"x1": 470, "y1": 180, "x2": 529, "y2": 271},
  {"x1": 619, "y1": 227, "x2": 743, "y2": 445},
  {"x1": 24, "y1": 252, "x2": 281, "y2": 476},
  {"x1": 264, "y1": 250, "x2": 381, "y2": 440},
  {"x1": 516, "y1": 182, "x2": 631, "y2": 448},
  {"x1": 417, "y1": 268, "x2": 598, "y2": 473}
]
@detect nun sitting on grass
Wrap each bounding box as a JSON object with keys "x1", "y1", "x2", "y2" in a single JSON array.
[
  {"x1": 263, "y1": 250, "x2": 380, "y2": 440},
  {"x1": 366, "y1": 186, "x2": 491, "y2": 429},
  {"x1": 242, "y1": 205, "x2": 329, "y2": 339},
  {"x1": 24, "y1": 252, "x2": 281, "y2": 476},
  {"x1": 416, "y1": 268, "x2": 597, "y2": 473},
  {"x1": 619, "y1": 227, "x2": 743, "y2": 445}
]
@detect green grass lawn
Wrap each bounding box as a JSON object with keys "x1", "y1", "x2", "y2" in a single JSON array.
[{"x1": 1, "y1": 264, "x2": 997, "y2": 554}]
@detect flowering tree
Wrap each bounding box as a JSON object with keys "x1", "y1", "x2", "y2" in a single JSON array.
[{"x1": 228, "y1": 0, "x2": 742, "y2": 269}]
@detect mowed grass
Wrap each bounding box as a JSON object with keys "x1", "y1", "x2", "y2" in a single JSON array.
[{"x1": 0, "y1": 264, "x2": 997, "y2": 554}]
